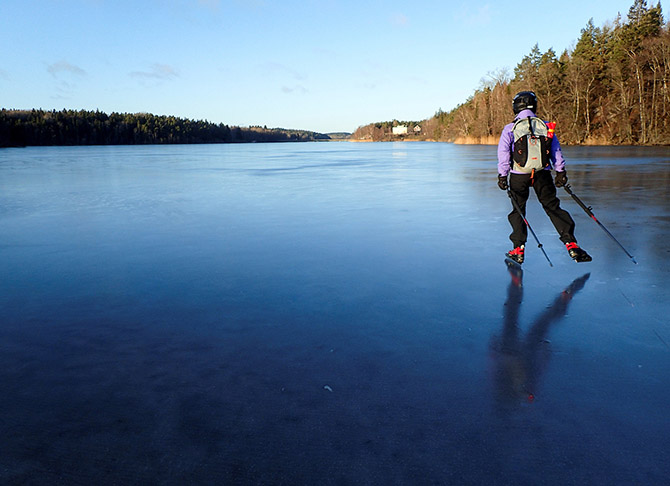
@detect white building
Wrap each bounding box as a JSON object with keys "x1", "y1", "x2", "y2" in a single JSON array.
[{"x1": 392, "y1": 125, "x2": 408, "y2": 135}]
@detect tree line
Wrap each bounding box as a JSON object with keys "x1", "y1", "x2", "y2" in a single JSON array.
[
  {"x1": 0, "y1": 109, "x2": 331, "y2": 147},
  {"x1": 355, "y1": 0, "x2": 669, "y2": 146}
]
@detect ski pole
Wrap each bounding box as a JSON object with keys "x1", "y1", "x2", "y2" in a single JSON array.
[
  {"x1": 563, "y1": 184, "x2": 637, "y2": 264},
  {"x1": 507, "y1": 189, "x2": 553, "y2": 267}
]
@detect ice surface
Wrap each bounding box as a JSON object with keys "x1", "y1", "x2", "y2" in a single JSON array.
[{"x1": 1, "y1": 142, "x2": 668, "y2": 484}]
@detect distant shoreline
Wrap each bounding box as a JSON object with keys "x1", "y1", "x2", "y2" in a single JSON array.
[
  {"x1": 0, "y1": 108, "x2": 353, "y2": 147},
  {"x1": 350, "y1": 136, "x2": 669, "y2": 147}
]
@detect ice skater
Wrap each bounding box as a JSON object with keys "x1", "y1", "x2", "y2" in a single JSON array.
[{"x1": 497, "y1": 91, "x2": 591, "y2": 265}]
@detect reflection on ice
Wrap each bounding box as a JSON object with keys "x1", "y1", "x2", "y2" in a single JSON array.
[{"x1": 491, "y1": 262, "x2": 590, "y2": 408}]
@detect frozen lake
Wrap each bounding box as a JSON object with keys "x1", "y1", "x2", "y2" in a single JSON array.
[{"x1": 1, "y1": 142, "x2": 669, "y2": 484}]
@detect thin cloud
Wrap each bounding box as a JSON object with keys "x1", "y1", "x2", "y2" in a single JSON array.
[
  {"x1": 281, "y1": 85, "x2": 308, "y2": 95},
  {"x1": 313, "y1": 47, "x2": 338, "y2": 58},
  {"x1": 47, "y1": 60, "x2": 87, "y2": 78},
  {"x1": 390, "y1": 13, "x2": 409, "y2": 27},
  {"x1": 261, "y1": 61, "x2": 306, "y2": 81},
  {"x1": 457, "y1": 4, "x2": 491, "y2": 26},
  {"x1": 50, "y1": 80, "x2": 77, "y2": 100},
  {"x1": 360, "y1": 59, "x2": 388, "y2": 78},
  {"x1": 46, "y1": 61, "x2": 85, "y2": 100},
  {"x1": 130, "y1": 63, "x2": 180, "y2": 80}
]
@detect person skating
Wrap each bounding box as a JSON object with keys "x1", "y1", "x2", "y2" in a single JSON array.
[{"x1": 497, "y1": 91, "x2": 591, "y2": 264}]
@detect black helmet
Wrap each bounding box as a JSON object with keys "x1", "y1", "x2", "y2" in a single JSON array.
[{"x1": 512, "y1": 91, "x2": 537, "y2": 114}]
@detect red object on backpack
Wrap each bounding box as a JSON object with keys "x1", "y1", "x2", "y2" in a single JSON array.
[{"x1": 546, "y1": 122, "x2": 556, "y2": 139}]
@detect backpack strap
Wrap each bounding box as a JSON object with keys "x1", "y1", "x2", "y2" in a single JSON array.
[{"x1": 527, "y1": 117, "x2": 535, "y2": 137}]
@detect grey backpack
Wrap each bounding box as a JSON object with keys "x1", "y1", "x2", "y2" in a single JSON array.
[{"x1": 512, "y1": 116, "x2": 551, "y2": 173}]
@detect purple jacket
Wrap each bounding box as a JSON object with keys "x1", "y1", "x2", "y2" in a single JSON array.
[{"x1": 497, "y1": 109, "x2": 565, "y2": 176}]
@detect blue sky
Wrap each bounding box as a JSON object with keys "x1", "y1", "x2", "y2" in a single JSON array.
[{"x1": 1, "y1": 0, "x2": 667, "y2": 133}]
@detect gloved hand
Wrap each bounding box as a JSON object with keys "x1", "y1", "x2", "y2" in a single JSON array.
[
  {"x1": 554, "y1": 171, "x2": 568, "y2": 188},
  {"x1": 498, "y1": 175, "x2": 508, "y2": 191}
]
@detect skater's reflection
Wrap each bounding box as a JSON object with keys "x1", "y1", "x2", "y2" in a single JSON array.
[{"x1": 490, "y1": 263, "x2": 590, "y2": 408}]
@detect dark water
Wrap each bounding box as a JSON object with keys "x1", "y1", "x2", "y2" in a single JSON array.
[{"x1": 1, "y1": 142, "x2": 669, "y2": 484}]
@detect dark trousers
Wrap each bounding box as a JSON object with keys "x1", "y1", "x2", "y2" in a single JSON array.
[{"x1": 508, "y1": 170, "x2": 576, "y2": 248}]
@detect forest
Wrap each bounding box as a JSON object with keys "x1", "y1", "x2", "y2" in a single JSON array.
[
  {"x1": 0, "y1": 109, "x2": 331, "y2": 147},
  {"x1": 354, "y1": 0, "x2": 670, "y2": 146}
]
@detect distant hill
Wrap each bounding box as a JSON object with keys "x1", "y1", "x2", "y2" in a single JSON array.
[
  {"x1": 0, "y1": 109, "x2": 334, "y2": 147},
  {"x1": 325, "y1": 132, "x2": 352, "y2": 140}
]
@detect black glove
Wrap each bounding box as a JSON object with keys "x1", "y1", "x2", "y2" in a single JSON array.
[
  {"x1": 498, "y1": 175, "x2": 508, "y2": 191},
  {"x1": 555, "y1": 171, "x2": 568, "y2": 188}
]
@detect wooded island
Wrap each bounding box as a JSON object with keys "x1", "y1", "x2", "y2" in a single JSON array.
[{"x1": 0, "y1": 110, "x2": 335, "y2": 147}]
